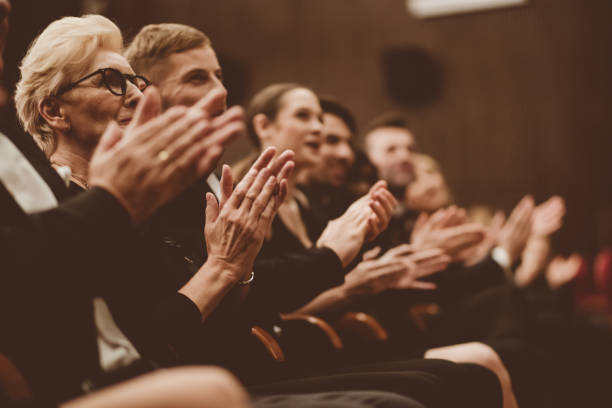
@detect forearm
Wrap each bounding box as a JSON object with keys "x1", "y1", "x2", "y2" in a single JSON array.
[
  {"x1": 178, "y1": 258, "x2": 241, "y2": 321},
  {"x1": 242, "y1": 247, "x2": 345, "y2": 317},
  {"x1": 293, "y1": 284, "x2": 352, "y2": 315}
]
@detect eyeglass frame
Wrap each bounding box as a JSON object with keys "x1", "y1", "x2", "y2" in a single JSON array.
[{"x1": 56, "y1": 67, "x2": 152, "y2": 97}]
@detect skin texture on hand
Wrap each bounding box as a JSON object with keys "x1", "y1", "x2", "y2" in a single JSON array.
[
  {"x1": 514, "y1": 235, "x2": 551, "y2": 287},
  {"x1": 411, "y1": 207, "x2": 486, "y2": 262},
  {"x1": 532, "y1": 195, "x2": 565, "y2": 237},
  {"x1": 179, "y1": 147, "x2": 294, "y2": 318},
  {"x1": 546, "y1": 253, "x2": 582, "y2": 290},
  {"x1": 89, "y1": 87, "x2": 244, "y2": 224},
  {"x1": 204, "y1": 147, "x2": 294, "y2": 282},
  {"x1": 344, "y1": 245, "x2": 449, "y2": 298},
  {"x1": 497, "y1": 195, "x2": 535, "y2": 264},
  {"x1": 462, "y1": 210, "x2": 506, "y2": 267},
  {"x1": 317, "y1": 181, "x2": 397, "y2": 267}
]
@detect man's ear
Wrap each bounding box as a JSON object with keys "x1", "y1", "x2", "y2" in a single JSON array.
[
  {"x1": 39, "y1": 97, "x2": 70, "y2": 132},
  {"x1": 252, "y1": 113, "x2": 273, "y2": 143}
]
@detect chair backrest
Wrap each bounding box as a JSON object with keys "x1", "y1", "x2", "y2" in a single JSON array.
[{"x1": 0, "y1": 352, "x2": 33, "y2": 401}]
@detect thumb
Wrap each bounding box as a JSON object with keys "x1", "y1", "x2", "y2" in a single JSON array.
[
  {"x1": 94, "y1": 121, "x2": 123, "y2": 154},
  {"x1": 362, "y1": 246, "x2": 382, "y2": 261},
  {"x1": 205, "y1": 192, "x2": 220, "y2": 223},
  {"x1": 128, "y1": 87, "x2": 162, "y2": 130}
]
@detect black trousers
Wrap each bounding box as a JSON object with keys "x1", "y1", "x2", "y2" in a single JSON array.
[
  {"x1": 254, "y1": 391, "x2": 425, "y2": 408},
  {"x1": 250, "y1": 359, "x2": 502, "y2": 408}
]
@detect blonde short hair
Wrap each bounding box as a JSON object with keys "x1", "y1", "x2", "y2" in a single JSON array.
[
  {"x1": 15, "y1": 14, "x2": 123, "y2": 156},
  {"x1": 124, "y1": 23, "x2": 210, "y2": 78}
]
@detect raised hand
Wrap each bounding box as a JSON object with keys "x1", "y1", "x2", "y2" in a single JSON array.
[
  {"x1": 204, "y1": 147, "x2": 294, "y2": 282},
  {"x1": 317, "y1": 181, "x2": 397, "y2": 267},
  {"x1": 546, "y1": 253, "x2": 582, "y2": 290},
  {"x1": 532, "y1": 195, "x2": 565, "y2": 237},
  {"x1": 514, "y1": 236, "x2": 551, "y2": 287},
  {"x1": 411, "y1": 208, "x2": 486, "y2": 262},
  {"x1": 89, "y1": 87, "x2": 244, "y2": 224},
  {"x1": 496, "y1": 195, "x2": 535, "y2": 264},
  {"x1": 463, "y1": 210, "x2": 506, "y2": 267}
]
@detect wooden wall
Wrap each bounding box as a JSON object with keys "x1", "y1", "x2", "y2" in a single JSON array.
[{"x1": 5, "y1": 0, "x2": 612, "y2": 254}]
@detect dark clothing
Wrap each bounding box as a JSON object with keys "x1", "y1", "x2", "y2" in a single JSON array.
[{"x1": 251, "y1": 359, "x2": 501, "y2": 408}]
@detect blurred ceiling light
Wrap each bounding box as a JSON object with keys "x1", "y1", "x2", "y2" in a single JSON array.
[{"x1": 407, "y1": 0, "x2": 527, "y2": 18}]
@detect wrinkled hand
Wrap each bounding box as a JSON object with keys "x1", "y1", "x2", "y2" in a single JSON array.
[
  {"x1": 497, "y1": 195, "x2": 535, "y2": 264},
  {"x1": 89, "y1": 87, "x2": 244, "y2": 224},
  {"x1": 532, "y1": 195, "x2": 565, "y2": 237},
  {"x1": 546, "y1": 253, "x2": 582, "y2": 290},
  {"x1": 514, "y1": 236, "x2": 551, "y2": 287},
  {"x1": 205, "y1": 147, "x2": 294, "y2": 281},
  {"x1": 317, "y1": 181, "x2": 397, "y2": 267}
]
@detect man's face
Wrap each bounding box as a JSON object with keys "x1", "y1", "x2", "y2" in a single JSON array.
[
  {"x1": 310, "y1": 112, "x2": 355, "y2": 187},
  {"x1": 153, "y1": 45, "x2": 227, "y2": 115},
  {"x1": 366, "y1": 126, "x2": 417, "y2": 188}
]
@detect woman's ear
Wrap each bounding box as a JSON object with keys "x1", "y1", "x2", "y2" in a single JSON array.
[
  {"x1": 39, "y1": 97, "x2": 70, "y2": 132},
  {"x1": 252, "y1": 113, "x2": 272, "y2": 143}
]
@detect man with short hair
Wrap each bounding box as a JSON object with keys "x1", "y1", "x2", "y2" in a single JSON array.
[
  {"x1": 365, "y1": 114, "x2": 418, "y2": 198},
  {"x1": 125, "y1": 23, "x2": 226, "y2": 114}
]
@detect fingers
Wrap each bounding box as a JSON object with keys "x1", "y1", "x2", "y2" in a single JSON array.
[
  {"x1": 368, "y1": 180, "x2": 388, "y2": 195},
  {"x1": 268, "y1": 149, "x2": 295, "y2": 177},
  {"x1": 490, "y1": 210, "x2": 506, "y2": 232},
  {"x1": 154, "y1": 109, "x2": 209, "y2": 158},
  {"x1": 95, "y1": 121, "x2": 123, "y2": 154},
  {"x1": 406, "y1": 280, "x2": 437, "y2": 290},
  {"x1": 226, "y1": 167, "x2": 259, "y2": 209},
  {"x1": 362, "y1": 246, "x2": 382, "y2": 261},
  {"x1": 276, "y1": 160, "x2": 295, "y2": 185},
  {"x1": 204, "y1": 192, "x2": 220, "y2": 224},
  {"x1": 374, "y1": 188, "x2": 397, "y2": 215},
  {"x1": 369, "y1": 200, "x2": 388, "y2": 227},
  {"x1": 240, "y1": 167, "x2": 271, "y2": 213},
  {"x1": 249, "y1": 173, "x2": 276, "y2": 220},
  {"x1": 127, "y1": 86, "x2": 162, "y2": 130},
  {"x1": 220, "y1": 164, "x2": 233, "y2": 208},
  {"x1": 250, "y1": 147, "x2": 277, "y2": 172},
  {"x1": 409, "y1": 248, "x2": 446, "y2": 263},
  {"x1": 192, "y1": 87, "x2": 228, "y2": 118},
  {"x1": 383, "y1": 244, "x2": 414, "y2": 259},
  {"x1": 121, "y1": 106, "x2": 187, "y2": 149},
  {"x1": 443, "y1": 224, "x2": 486, "y2": 253},
  {"x1": 277, "y1": 178, "x2": 289, "y2": 204},
  {"x1": 258, "y1": 187, "x2": 279, "y2": 227}
]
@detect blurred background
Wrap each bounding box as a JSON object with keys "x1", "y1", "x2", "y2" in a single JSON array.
[{"x1": 3, "y1": 0, "x2": 612, "y2": 256}]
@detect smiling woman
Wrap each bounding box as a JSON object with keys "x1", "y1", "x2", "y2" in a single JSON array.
[{"x1": 14, "y1": 14, "x2": 148, "y2": 189}]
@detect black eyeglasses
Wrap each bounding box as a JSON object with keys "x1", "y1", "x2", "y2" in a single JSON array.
[{"x1": 57, "y1": 68, "x2": 151, "y2": 96}]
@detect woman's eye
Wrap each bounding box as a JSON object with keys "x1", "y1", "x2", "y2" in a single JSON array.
[
  {"x1": 188, "y1": 74, "x2": 207, "y2": 84},
  {"x1": 295, "y1": 110, "x2": 310, "y2": 120}
]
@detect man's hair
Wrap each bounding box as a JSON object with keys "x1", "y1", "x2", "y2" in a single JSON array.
[
  {"x1": 15, "y1": 14, "x2": 123, "y2": 156},
  {"x1": 319, "y1": 96, "x2": 357, "y2": 135},
  {"x1": 365, "y1": 112, "x2": 411, "y2": 135},
  {"x1": 364, "y1": 112, "x2": 414, "y2": 151},
  {"x1": 124, "y1": 23, "x2": 211, "y2": 77}
]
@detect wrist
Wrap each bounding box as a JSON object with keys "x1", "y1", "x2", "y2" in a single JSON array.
[{"x1": 204, "y1": 256, "x2": 247, "y2": 285}]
